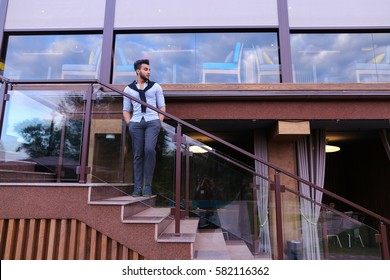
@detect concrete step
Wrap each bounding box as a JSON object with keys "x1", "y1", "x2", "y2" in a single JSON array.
[
  {"x1": 0, "y1": 160, "x2": 37, "y2": 172},
  {"x1": 88, "y1": 194, "x2": 154, "y2": 206},
  {"x1": 122, "y1": 207, "x2": 171, "y2": 224},
  {"x1": 225, "y1": 240, "x2": 255, "y2": 260},
  {"x1": 158, "y1": 218, "x2": 199, "y2": 243},
  {"x1": 193, "y1": 228, "x2": 231, "y2": 260},
  {"x1": 87, "y1": 185, "x2": 208, "y2": 259},
  {"x1": 0, "y1": 169, "x2": 56, "y2": 182},
  {"x1": 88, "y1": 184, "x2": 134, "y2": 201},
  {"x1": 124, "y1": 207, "x2": 174, "y2": 240}
]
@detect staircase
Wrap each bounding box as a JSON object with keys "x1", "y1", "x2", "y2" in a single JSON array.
[
  {"x1": 0, "y1": 160, "x2": 56, "y2": 182},
  {"x1": 88, "y1": 185, "x2": 256, "y2": 260}
]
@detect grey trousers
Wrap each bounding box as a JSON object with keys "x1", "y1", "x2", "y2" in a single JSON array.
[{"x1": 128, "y1": 118, "x2": 161, "y2": 192}]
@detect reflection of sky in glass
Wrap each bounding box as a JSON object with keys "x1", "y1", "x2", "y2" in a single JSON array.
[
  {"x1": 4, "y1": 91, "x2": 63, "y2": 139},
  {"x1": 291, "y1": 33, "x2": 390, "y2": 83},
  {"x1": 0, "y1": 91, "x2": 53, "y2": 160},
  {"x1": 0, "y1": 91, "x2": 84, "y2": 160},
  {"x1": 7, "y1": 32, "x2": 389, "y2": 84},
  {"x1": 4, "y1": 34, "x2": 102, "y2": 80},
  {"x1": 1, "y1": 90, "x2": 84, "y2": 161},
  {"x1": 115, "y1": 32, "x2": 279, "y2": 83}
]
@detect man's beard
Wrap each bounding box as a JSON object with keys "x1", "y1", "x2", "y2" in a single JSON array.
[{"x1": 140, "y1": 72, "x2": 149, "y2": 81}]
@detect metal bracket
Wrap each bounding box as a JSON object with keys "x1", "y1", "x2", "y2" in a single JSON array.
[
  {"x1": 76, "y1": 166, "x2": 91, "y2": 175},
  {"x1": 172, "y1": 134, "x2": 186, "y2": 144},
  {"x1": 83, "y1": 92, "x2": 97, "y2": 101},
  {"x1": 270, "y1": 183, "x2": 286, "y2": 192}
]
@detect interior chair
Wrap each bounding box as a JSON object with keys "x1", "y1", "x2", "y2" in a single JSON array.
[
  {"x1": 253, "y1": 45, "x2": 282, "y2": 83},
  {"x1": 342, "y1": 211, "x2": 364, "y2": 248},
  {"x1": 112, "y1": 47, "x2": 135, "y2": 83},
  {"x1": 201, "y1": 42, "x2": 243, "y2": 83},
  {"x1": 356, "y1": 46, "x2": 390, "y2": 82},
  {"x1": 61, "y1": 46, "x2": 102, "y2": 79},
  {"x1": 325, "y1": 211, "x2": 343, "y2": 248}
]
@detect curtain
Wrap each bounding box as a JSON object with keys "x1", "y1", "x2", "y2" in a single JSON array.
[
  {"x1": 254, "y1": 130, "x2": 271, "y2": 256},
  {"x1": 296, "y1": 129, "x2": 326, "y2": 260}
]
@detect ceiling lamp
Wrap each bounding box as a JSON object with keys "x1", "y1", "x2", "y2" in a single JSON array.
[
  {"x1": 189, "y1": 145, "x2": 211, "y2": 154},
  {"x1": 325, "y1": 144, "x2": 340, "y2": 153}
]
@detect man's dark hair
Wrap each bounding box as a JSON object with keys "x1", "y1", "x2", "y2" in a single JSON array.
[{"x1": 134, "y1": 59, "x2": 150, "y2": 71}]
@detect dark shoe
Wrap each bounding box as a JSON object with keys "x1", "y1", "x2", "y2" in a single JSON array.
[
  {"x1": 143, "y1": 193, "x2": 153, "y2": 197},
  {"x1": 143, "y1": 186, "x2": 152, "y2": 196},
  {"x1": 132, "y1": 186, "x2": 142, "y2": 197}
]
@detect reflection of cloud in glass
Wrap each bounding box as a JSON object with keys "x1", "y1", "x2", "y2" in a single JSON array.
[
  {"x1": 291, "y1": 33, "x2": 390, "y2": 82},
  {"x1": 6, "y1": 34, "x2": 102, "y2": 79},
  {"x1": 116, "y1": 32, "x2": 278, "y2": 83},
  {"x1": 5, "y1": 92, "x2": 54, "y2": 138},
  {"x1": 1, "y1": 91, "x2": 67, "y2": 160}
]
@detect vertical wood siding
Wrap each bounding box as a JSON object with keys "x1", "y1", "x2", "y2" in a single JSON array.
[{"x1": 0, "y1": 218, "x2": 144, "y2": 260}]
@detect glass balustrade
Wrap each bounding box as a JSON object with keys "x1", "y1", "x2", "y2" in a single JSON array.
[
  {"x1": 184, "y1": 135, "x2": 257, "y2": 247},
  {"x1": 0, "y1": 82, "x2": 387, "y2": 260},
  {"x1": 88, "y1": 90, "x2": 125, "y2": 183},
  {"x1": 319, "y1": 211, "x2": 381, "y2": 260},
  {"x1": 280, "y1": 180, "x2": 382, "y2": 260},
  {"x1": 0, "y1": 88, "x2": 85, "y2": 182}
]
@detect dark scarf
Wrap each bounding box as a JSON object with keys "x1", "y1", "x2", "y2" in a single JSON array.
[{"x1": 128, "y1": 80, "x2": 155, "y2": 113}]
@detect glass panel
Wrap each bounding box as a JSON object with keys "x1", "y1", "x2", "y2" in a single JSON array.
[
  {"x1": 320, "y1": 212, "x2": 381, "y2": 260},
  {"x1": 4, "y1": 34, "x2": 102, "y2": 80},
  {"x1": 115, "y1": 0, "x2": 278, "y2": 28},
  {"x1": 115, "y1": 32, "x2": 279, "y2": 84},
  {"x1": 279, "y1": 177, "x2": 382, "y2": 260},
  {"x1": 88, "y1": 90, "x2": 125, "y2": 183},
  {"x1": 186, "y1": 138, "x2": 257, "y2": 249},
  {"x1": 288, "y1": 0, "x2": 390, "y2": 28},
  {"x1": 153, "y1": 123, "x2": 179, "y2": 206},
  {"x1": 87, "y1": 97, "x2": 177, "y2": 205},
  {"x1": 5, "y1": 0, "x2": 105, "y2": 29},
  {"x1": 0, "y1": 90, "x2": 85, "y2": 182},
  {"x1": 87, "y1": 90, "x2": 176, "y2": 191},
  {"x1": 155, "y1": 122, "x2": 260, "y2": 253},
  {"x1": 291, "y1": 33, "x2": 390, "y2": 83}
]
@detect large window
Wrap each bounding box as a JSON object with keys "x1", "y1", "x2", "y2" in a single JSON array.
[
  {"x1": 3, "y1": 34, "x2": 102, "y2": 80},
  {"x1": 291, "y1": 33, "x2": 390, "y2": 83},
  {"x1": 114, "y1": 32, "x2": 280, "y2": 84},
  {"x1": 5, "y1": 32, "x2": 390, "y2": 84}
]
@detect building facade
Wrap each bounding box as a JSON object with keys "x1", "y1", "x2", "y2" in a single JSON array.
[{"x1": 0, "y1": 0, "x2": 389, "y2": 260}]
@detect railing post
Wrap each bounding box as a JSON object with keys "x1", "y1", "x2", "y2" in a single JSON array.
[
  {"x1": 120, "y1": 120, "x2": 127, "y2": 183},
  {"x1": 173, "y1": 124, "x2": 184, "y2": 234},
  {"x1": 252, "y1": 175, "x2": 259, "y2": 254},
  {"x1": 379, "y1": 222, "x2": 389, "y2": 260},
  {"x1": 0, "y1": 81, "x2": 9, "y2": 139},
  {"x1": 56, "y1": 118, "x2": 67, "y2": 182},
  {"x1": 185, "y1": 145, "x2": 191, "y2": 218},
  {"x1": 321, "y1": 210, "x2": 330, "y2": 259},
  {"x1": 78, "y1": 84, "x2": 94, "y2": 183},
  {"x1": 274, "y1": 172, "x2": 284, "y2": 259}
]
